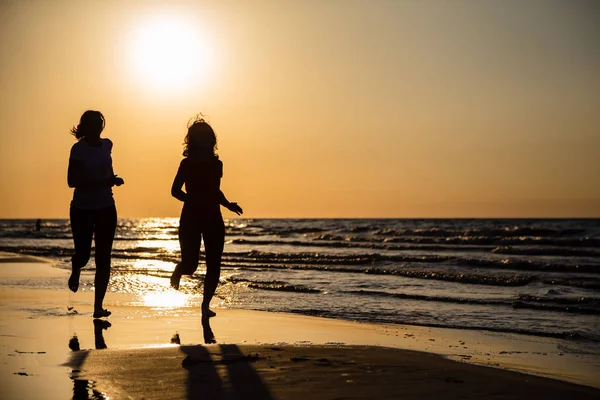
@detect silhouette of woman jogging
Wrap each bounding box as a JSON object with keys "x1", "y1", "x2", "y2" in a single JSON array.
[
  {"x1": 67, "y1": 110, "x2": 124, "y2": 318},
  {"x1": 170, "y1": 116, "x2": 242, "y2": 318}
]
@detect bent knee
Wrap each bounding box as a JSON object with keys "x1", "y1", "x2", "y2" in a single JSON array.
[{"x1": 72, "y1": 253, "x2": 91, "y2": 268}]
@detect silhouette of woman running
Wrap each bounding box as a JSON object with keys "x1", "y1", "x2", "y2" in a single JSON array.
[
  {"x1": 67, "y1": 110, "x2": 124, "y2": 319},
  {"x1": 170, "y1": 116, "x2": 242, "y2": 318}
]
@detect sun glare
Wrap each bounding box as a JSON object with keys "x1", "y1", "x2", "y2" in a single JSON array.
[
  {"x1": 142, "y1": 290, "x2": 191, "y2": 308},
  {"x1": 129, "y1": 15, "x2": 210, "y2": 91}
]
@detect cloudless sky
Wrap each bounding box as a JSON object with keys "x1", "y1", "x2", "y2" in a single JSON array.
[{"x1": 1, "y1": 0, "x2": 598, "y2": 218}]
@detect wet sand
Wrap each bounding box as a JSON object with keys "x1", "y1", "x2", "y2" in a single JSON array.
[
  {"x1": 1, "y1": 252, "x2": 599, "y2": 399},
  {"x1": 68, "y1": 344, "x2": 600, "y2": 400}
]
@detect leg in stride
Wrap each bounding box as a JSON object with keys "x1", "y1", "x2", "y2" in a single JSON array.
[
  {"x1": 69, "y1": 207, "x2": 94, "y2": 293},
  {"x1": 172, "y1": 215, "x2": 202, "y2": 290},
  {"x1": 92, "y1": 205, "x2": 117, "y2": 318},
  {"x1": 201, "y1": 219, "x2": 225, "y2": 317}
]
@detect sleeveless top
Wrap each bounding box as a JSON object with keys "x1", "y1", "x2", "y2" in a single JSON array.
[
  {"x1": 177, "y1": 156, "x2": 223, "y2": 217},
  {"x1": 69, "y1": 138, "x2": 115, "y2": 210}
]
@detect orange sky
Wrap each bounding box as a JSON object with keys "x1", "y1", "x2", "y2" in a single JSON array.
[{"x1": 1, "y1": 1, "x2": 599, "y2": 218}]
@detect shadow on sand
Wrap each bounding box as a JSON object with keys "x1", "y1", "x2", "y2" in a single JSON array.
[
  {"x1": 67, "y1": 317, "x2": 274, "y2": 399},
  {"x1": 180, "y1": 343, "x2": 274, "y2": 400},
  {"x1": 180, "y1": 316, "x2": 274, "y2": 399}
]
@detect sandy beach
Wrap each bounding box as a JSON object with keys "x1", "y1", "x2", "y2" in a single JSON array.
[{"x1": 1, "y1": 252, "x2": 599, "y2": 399}]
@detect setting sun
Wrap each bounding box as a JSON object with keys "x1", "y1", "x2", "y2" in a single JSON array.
[{"x1": 128, "y1": 15, "x2": 210, "y2": 91}]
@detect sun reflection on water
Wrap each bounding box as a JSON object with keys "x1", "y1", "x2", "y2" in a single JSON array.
[
  {"x1": 125, "y1": 273, "x2": 197, "y2": 308},
  {"x1": 141, "y1": 290, "x2": 191, "y2": 308},
  {"x1": 130, "y1": 259, "x2": 179, "y2": 272}
]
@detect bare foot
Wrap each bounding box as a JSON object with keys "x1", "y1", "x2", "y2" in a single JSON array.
[
  {"x1": 170, "y1": 265, "x2": 182, "y2": 290},
  {"x1": 170, "y1": 273, "x2": 181, "y2": 290},
  {"x1": 202, "y1": 306, "x2": 216, "y2": 318},
  {"x1": 68, "y1": 270, "x2": 80, "y2": 292}
]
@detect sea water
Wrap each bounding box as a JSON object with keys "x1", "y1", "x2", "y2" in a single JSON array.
[{"x1": 1, "y1": 218, "x2": 599, "y2": 353}]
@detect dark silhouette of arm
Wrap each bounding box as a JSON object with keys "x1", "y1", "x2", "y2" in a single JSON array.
[
  {"x1": 219, "y1": 191, "x2": 243, "y2": 215},
  {"x1": 218, "y1": 191, "x2": 231, "y2": 207},
  {"x1": 171, "y1": 169, "x2": 188, "y2": 202}
]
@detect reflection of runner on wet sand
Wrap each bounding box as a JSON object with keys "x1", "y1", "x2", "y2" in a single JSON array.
[
  {"x1": 170, "y1": 317, "x2": 215, "y2": 346},
  {"x1": 68, "y1": 335, "x2": 81, "y2": 352},
  {"x1": 170, "y1": 333, "x2": 181, "y2": 345},
  {"x1": 68, "y1": 319, "x2": 112, "y2": 399},
  {"x1": 68, "y1": 319, "x2": 112, "y2": 352},
  {"x1": 93, "y1": 319, "x2": 111, "y2": 349}
]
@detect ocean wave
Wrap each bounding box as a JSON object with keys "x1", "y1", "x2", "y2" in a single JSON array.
[
  {"x1": 221, "y1": 262, "x2": 598, "y2": 289},
  {"x1": 225, "y1": 277, "x2": 321, "y2": 293},
  {"x1": 230, "y1": 238, "x2": 491, "y2": 252},
  {"x1": 225, "y1": 250, "x2": 600, "y2": 274},
  {"x1": 4, "y1": 229, "x2": 599, "y2": 251},
  {"x1": 539, "y1": 277, "x2": 600, "y2": 290},
  {"x1": 345, "y1": 290, "x2": 600, "y2": 315},
  {"x1": 515, "y1": 294, "x2": 600, "y2": 306},
  {"x1": 4, "y1": 245, "x2": 599, "y2": 280},
  {"x1": 369, "y1": 226, "x2": 589, "y2": 238},
  {"x1": 362, "y1": 268, "x2": 535, "y2": 286},
  {"x1": 310, "y1": 232, "x2": 600, "y2": 247},
  {"x1": 0, "y1": 246, "x2": 74, "y2": 258},
  {"x1": 378, "y1": 236, "x2": 600, "y2": 247},
  {"x1": 282, "y1": 308, "x2": 596, "y2": 341},
  {"x1": 492, "y1": 246, "x2": 600, "y2": 258},
  {"x1": 219, "y1": 262, "x2": 535, "y2": 287},
  {"x1": 0, "y1": 232, "x2": 73, "y2": 240},
  {"x1": 458, "y1": 258, "x2": 599, "y2": 274}
]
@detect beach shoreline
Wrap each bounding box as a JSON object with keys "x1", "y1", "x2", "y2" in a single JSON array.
[{"x1": 1, "y1": 252, "x2": 599, "y2": 399}]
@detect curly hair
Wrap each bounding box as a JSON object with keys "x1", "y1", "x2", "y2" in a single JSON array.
[
  {"x1": 71, "y1": 110, "x2": 105, "y2": 140},
  {"x1": 183, "y1": 115, "x2": 218, "y2": 158}
]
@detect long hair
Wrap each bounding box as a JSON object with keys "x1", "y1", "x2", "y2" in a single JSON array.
[
  {"x1": 71, "y1": 110, "x2": 105, "y2": 140},
  {"x1": 183, "y1": 115, "x2": 218, "y2": 158}
]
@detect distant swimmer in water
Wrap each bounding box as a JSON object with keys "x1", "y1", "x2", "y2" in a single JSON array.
[
  {"x1": 36, "y1": 219, "x2": 42, "y2": 231},
  {"x1": 67, "y1": 110, "x2": 124, "y2": 319},
  {"x1": 170, "y1": 115, "x2": 243, "y2": 318}
]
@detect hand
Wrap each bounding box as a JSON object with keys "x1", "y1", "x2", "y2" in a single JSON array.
[
  {"x1": 227, "y1": 202, "x2": 243, "y2": 215},
  {"x1": 113, "y1": 175, "x2": 124, "y2": 186}
]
